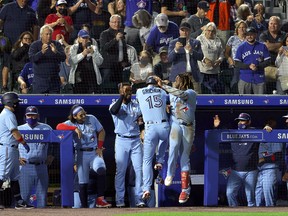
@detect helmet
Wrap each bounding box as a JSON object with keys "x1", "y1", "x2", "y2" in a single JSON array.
[
  {"x1": 234, "y1": 113, "x2": 251, "y2": 121},
  {"x1": 1, "y1": 92, "x2": 21, "y2": 108},
  {"x1": 146, "y1": 76, "x2": 157, "y2": 85},
  {"x1": 25, "y1": 106, "x2": 38, "y2": 115}
]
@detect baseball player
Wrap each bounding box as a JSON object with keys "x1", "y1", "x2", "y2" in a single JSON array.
[
  {"x1": 155, "y1": 73, "x2": 197, "y2": 204},
  {"x1": 18, "y1": 106, "x2": 54, "y2": 208},
  {"x1": 109, "y1": 82, "x2": 144, "y2": 207},
  {"x1": 136, "y1": 76, "x2": 170, "y2": 200},
  {"x1": 0, "y1": 92, "x2": 33, "y2": 210},
  {"x1": 56, "y1": 105, "x2": 111, "y2": 208}
]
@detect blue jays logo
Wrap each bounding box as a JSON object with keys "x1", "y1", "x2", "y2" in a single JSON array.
[
  {"x1": 263, "y1": 99, "x2": 269, "y2": 104},
  {"x1": 95, "y1": 99, "x2": 101, "y2": 104},
  {"x1": 219, "y1": 168, "x2": 231, "y2": 179},
  {"x1": 137, "y1": 0, "x2": 146, "y2": 8},
  {"x1": 29, "y1": 194, "x2": 37, "y2": 203},
  {"x1": 57, "y1": 134, "x2": 65, "y2": 140},
  {"x1": 38, "y1": 99, "x2": 45, "y2": 104},
  {"x1": 208, "y1": 99, "x2": 214, "y2": 104}
]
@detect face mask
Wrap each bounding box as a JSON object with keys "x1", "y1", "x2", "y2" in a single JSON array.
[
  {"x1": 238, "y1": 123, "x2": 247, "y2": 129},
  {"x1": 26, "y1": 118, "x2": 38, "y2": 127},
  {"x1": 58, "y1": 8, "x2": 67, "y2": 16},
  {"x1": 140, "y1": 58, "x2": 149, "y2": 66}
]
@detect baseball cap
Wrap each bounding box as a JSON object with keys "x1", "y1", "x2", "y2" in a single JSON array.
[
  {"x1": 246, "y1": 27, "x2": 257, "y2": 34},
  {"x1": 25, "y1": 106, "x2": 38, "y2": 115},
  {"x1": 159, "y1": 46, "x2": 168, "y2": 54},
  {"x1": 155, "y1": 13, "x2": 168, "y2": 27},
  {"x1": 180, "y1": 22, "x2": 191, "y2": 30},
  {"x1": 198, "y1": 1, "x2": 210, "y2": 12},
  {"x1": 234, "y1": 113, "x2": 251, "y2": 121},
  {"x1": 56, "y1": 0, "x2": 67, "y2": 6},
  {"x1": 78, "y1": 29, "x2": 90, "y2": 38}
]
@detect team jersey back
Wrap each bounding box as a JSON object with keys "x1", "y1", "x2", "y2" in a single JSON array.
[
  {"x1": 0, "y1": 108, "x2": 19, "y2": 146},
  {"x1": 136, "y1": 85, "x2": 168, "y2": 122}
]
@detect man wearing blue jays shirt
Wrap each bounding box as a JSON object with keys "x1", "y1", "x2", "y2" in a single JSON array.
[{"x1": 18, "y1": 106, "x2": 53, "y2": 208}]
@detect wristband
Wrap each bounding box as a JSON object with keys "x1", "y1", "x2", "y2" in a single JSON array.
[
  {"x1": 98, "y1": 140, "x2": 104, "y2": 149},
  {"x1": 17, "y1": 136, "x2": 24, "y2": 143}
]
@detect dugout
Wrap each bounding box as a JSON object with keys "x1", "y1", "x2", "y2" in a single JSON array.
[{"x1": 2, "y1": 94, "x2": 288, "y2": 207}]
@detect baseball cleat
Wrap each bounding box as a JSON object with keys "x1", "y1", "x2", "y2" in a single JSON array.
[
  {"x1": 116, "y1": 203, "x2": 125, "y2": 208},
  {"x1": 154, "y1": 163, "x2": 163, "y2": 170},
  {"x1": 96, "y1": 197, "x2": 112, "y2": 208},
  {"x1": 179, "y1": 191, "x2": 189, "y2": 204},
  {"x1": 164, "y1": 176, "x2": 173, "y2": 186},
  {"x1": 142, "y1": 191, "x2": 151, "y2": 200}
]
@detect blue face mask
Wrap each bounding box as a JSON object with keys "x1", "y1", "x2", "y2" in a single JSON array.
[
  {"x1": 238, "y1": 123, "x2": 247, "y2": 129},
  {"x1": 26, "y1": 118, "x2": 38, "y2": 127}
]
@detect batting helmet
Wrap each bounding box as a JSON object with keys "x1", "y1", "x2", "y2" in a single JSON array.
[
  {"x1": 146, "y1": 76, "x2": 157, "y2": 85},
  {"x1": 1, "y1": 92, "x2": 21, "y2": 107},
  {"x1": 25, "y1": 106, "x2": 38, "y2": 115}
]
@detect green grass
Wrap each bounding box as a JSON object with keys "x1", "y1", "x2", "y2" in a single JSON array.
[{"x1": 117, "y1": 212, "x2": 288, "y2": 216}]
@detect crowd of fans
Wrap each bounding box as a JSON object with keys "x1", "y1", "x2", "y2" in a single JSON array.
[{"x1": 0, "y1": 0, "x2": 287, "y2": 94}]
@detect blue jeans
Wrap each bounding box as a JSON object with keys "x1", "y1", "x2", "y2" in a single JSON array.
[{"x1": 226, "y1": 169, "x2": 258, "y2": 207}]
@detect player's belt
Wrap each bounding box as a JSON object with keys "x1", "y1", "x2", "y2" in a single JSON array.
[
  {"x1": 117, "y1": 134, "x2": 139, "y2": 139},
  {"x1": 28, "y1": 161, "x2": 45, "y2": 166},
  {"x1": 79, "y1": 147, "x2": 94, "y2": 152},
  {"x1": 180, "y1": 122, "x2": 193, "y2": 126},
  {"x1": 145, "y1": 119, "x2": 167, "y2": 124},
  {"x1": 0, "y1": 143, "x2": 18, "y2": 149}
]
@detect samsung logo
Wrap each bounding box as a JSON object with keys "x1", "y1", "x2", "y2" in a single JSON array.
[
  {"x1": 55, "y1": 99, "x2": 85, "y2": 105},
  {"x1": 23, "y1": 134, "x2": 44, "y2": 140},
  {"x1": 277, "y1": 133, "x2": 288, "y2": 139},
  {"x1": 280, "y1": 99, "x2": 288, "y2": 104},
  {"x1": 224, "y1": 99, "x2": 254, "y2": 105}
]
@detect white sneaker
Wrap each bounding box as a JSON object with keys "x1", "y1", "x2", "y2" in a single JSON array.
[{"x1": 164, "y1": 176, "x2": 173, "y2": 186}]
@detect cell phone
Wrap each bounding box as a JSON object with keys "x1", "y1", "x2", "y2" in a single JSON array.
[{"x1": 178, "y1": 37, "x2": 186, "y2": 46}]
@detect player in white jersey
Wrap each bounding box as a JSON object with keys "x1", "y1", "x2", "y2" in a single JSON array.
[
  {"x1": 136, "y1": 76, "x2": 170, "y2": 199},
  {"x1": 155, "y1": 73, "x2": 197, "y2": 204}
]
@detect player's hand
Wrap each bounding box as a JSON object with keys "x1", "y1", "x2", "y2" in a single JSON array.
[
  {"x1": 213, "y1": 115, "x2": 220, "y2": 128},
  {"x1": 19, "y1": 158, "x2": 27, "y2": 165},
  {"x1": 96, "y1": 147, "x2": 104, "y2": 158},
  {"x1": 282, "y1": 172, "x2": 288, "y2": 182},
  {"x1": 23, "y1": 143, "x2": 30, "y2": 153},
  {"x1": 75, "y1": 128, "x2": 82, "y2": 139},
  {"x1": 263, "y1": 125, "x2": 273, "y2": 132}
]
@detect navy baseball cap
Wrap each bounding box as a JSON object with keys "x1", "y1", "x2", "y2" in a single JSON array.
[
  {"x1": 235, "y1": 113, "x2": 251, "y2": 121},
  {"x1": 246, "y1": 27, "x2": 257, "y2": 34},
  {"x1": 25, "y1": 106, "x2": 38, "y2": 115},
  {"x1": 198, "y1": 1, "x2": 210, "y2": 12},
  {"x1": 78, "y1": 30, "x2": 90, "y2": 38}
]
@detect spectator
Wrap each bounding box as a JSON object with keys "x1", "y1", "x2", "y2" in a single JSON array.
[
  {"x1": 275, "y1": 35, "x2": 288, "y2": 95},
  {"x1": 129, "y1": 50, "x2": 153, "y2": 93},
  {"x1": 59, "y1": 45, "x2": 73, "y2": 94},
  {"x1": 109, "y1": 82, "x2": 144, "y2": 208},
  {"x1": 90, "y1": 0, "x2": 110, "y2": 42},
  {"x1": 136, "y1": 76, "x2": 170, "y2": 200},
  {"x1": 0, "y1": 0, "x2": 39, "y2": 93},
  {"x1": 153, "y1": 46, "x2": 172, "y2": 81},
  {"x1": 99, "y1": 14, "x2": 129, "y2": 93},
  {"x1": 224, "y1": 20, "x2": 247, "y2": 92},
  {"x1": 68, "y1": 0, "x2": 96, "y2": 44},
  {"x1": 28, "y1": 25, "x2": 66, "y2": 94},
  {"x1": 37, "y1": 0, "x2": 57, "y2": 27},
  {"x1": 17, "y1": 62, "x2": 34, "y2": 94},
  {"x1": 0, "y1": 92, "x2": 33, "y2": 210},
  {"x1": 234, "y1": 27, "x2": 271, "y2": 94},
  {"x1": 160, "y1": 0, "x2": 188, "y2": 26},
  {"x1": 256, "y1": 118, "x2": 283, "y2": 206},
  {"x1": 123, "y1": 44, "x2": 138, "y2": 82},
  {"x1": 196, "y1": 22, "x2": 225, "y2": 94},
  {"x1": 259, "y1": 16, "x2": 286, "y2": 91},
  {"x1": 155, "y1": 73, "x2": 196, "y2": 204},
  {"x1": 107, "y1": 0, "x2": 126, "y2": 26},
  {"x1": 168, "y1": 21, "x2": 204, "y2": 94},
  {"x1": 187, "y1": 0, "x2": 210, "y2": 39},
  {"x1": 236, "y1": 4, "x2": 252, "y2": 23},
  {"x1": 124, "y1": 0, "x2": 152, "y2": 53},
  {"x1": 11, "y1": 31, "x2": 34, "y2": 92},
  {"x1": 230, "y1": 0, "x2": 252, "y2": 30},
  {"x1": 56, "y1": 105, "x2": 111, "y2": 208},
  {"x1": 69, "y1": 29, "x2": 103, "y2": 94},
  {"x1": 247, "y1": 3, "x2": 267, "y2": 40},
  {"x1": 45, "y1": 0, "x2": 74, "y2": 43},
  {"x1": 18, "y1": 106, "x2": 54, "y2": 208},
  {"x1": 213, "y1": 113, "x2": 259, "y2": 207},
  {"x1": 146, "y1": 13, "x2": 179, "y2": 64}
]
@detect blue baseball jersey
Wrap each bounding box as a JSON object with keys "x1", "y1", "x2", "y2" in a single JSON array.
[
  {"x1": 146, "y1": 21, "x2": 180, "y2": 53},
  {"x1": 19, "y1": 62, "x2": 34, "y2": 88},
  {"x1": 109, "y1": 101, "x2": 142, "y2": 137},
  {"x1": 63, "y1": 114, "x2": 103, "y2": 149},
  {"x1": 234, "y1": 41, "x2": 271, "y2": 84},
  {"x1": 18, "y1": 123, "x2": 52, "y2": 163},
  {"x1": 169, "y1": 89, "x2": 197, "y2": 124},
  {"x1": 136, "y1": 85, "x2": 168, "y2": 122},
  {"x1": 0, "y1": 108, "x2": 19, "y2": 147}
]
